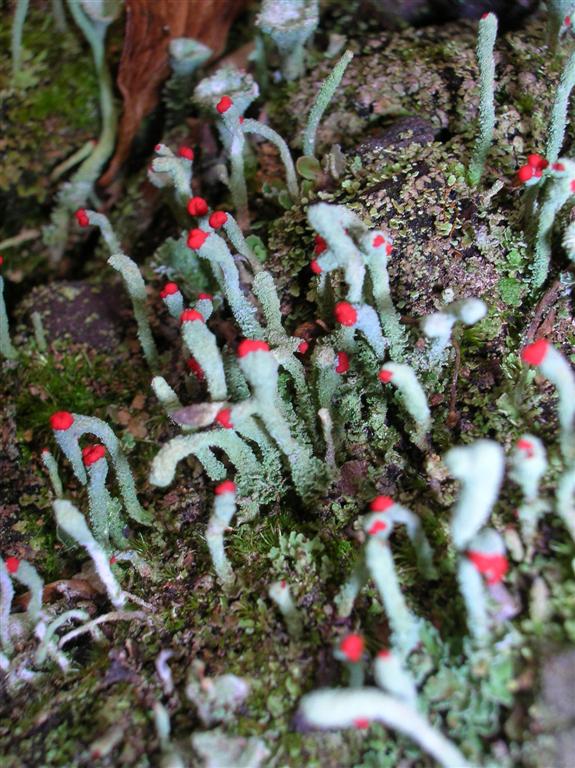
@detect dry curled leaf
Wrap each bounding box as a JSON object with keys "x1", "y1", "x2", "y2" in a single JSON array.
[{"x1": 172, "y1": 402, "x2": 224, "y2": 428}]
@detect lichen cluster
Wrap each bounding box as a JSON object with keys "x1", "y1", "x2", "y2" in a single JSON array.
[{"x1": 2, "y1": 3, "x2": 575, "y2": 767}]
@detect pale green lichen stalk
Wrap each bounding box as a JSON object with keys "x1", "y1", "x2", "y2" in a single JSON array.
[
  {"x1": 420, "y1": 297, "x2": 486, "y2": 366},
  {"x1": 546, "y1": 0, "x2": 573, "y2": 51},
  {"x1": 169, "y1": 37, "x2": 212, "y2": 77},
  {"x1": 150, "y1": 144, "x2": 194, "y2": 204},
  {"x1": 207, "y1": 482, "x2": 237, "y2": 590},
  {"x1": 297, "y1": 688, "x2": 469, "y2": 768},
  {"x1": 50, "y1": 411, "x2": 150, "y2": 526},
  {"x1": 44, "y1": 0, "x2": 120, "y2": 260},
  {"x1": 521, "y1": 339, "x2": 575, "y2": 460},
  {"x1": 457, "y1": 528, "x2": 508, "y2": 643},
  {"x1": 468, "y1": 12, "x2": 498, "y2": 186},
  {"x1": 546, "y1": 50, "x2": 575, "y2": 165},
  {"x1": 257, "y1": 0, "x2": 319, "y2": 82},
  {"x1": 509, "y1": 435, "x2": 550, "y2": 548},
  {"x1": 180, "y1": 310, "x2": 228, "y2": 401},
  {"x1": 335, "y1": 497, "x2": 434, "y2": 657},
  {"x1": 522, "y1": 339, "x2": 575, "y2": 540},
  {"x1": 0, "y1": 558, "x2": 15, "y2": 656},
  {"x1": 41, "y1": 449, "x2": 63, "y2": 498},
  {"x1": 532, "y1": 158, "x2": 575, "y2": 287},
  {"x1": 9, "y1": 559, "x2": 44, "y2": 626},
  {"x1": 76, "y1": 209, "x2": 159, "y2": 369},
  {"x1": 378, "y1": 363, "x2": 430, "y2": 449},
  {"x1": 241, "y1": 119, "x2": 299, "y2": 200},
  {"x1": 445, "y1": 440, "x2": 504, "y2": 551},
  {"x1": 188, "y1": 229, "x2": 264, "y2": 339},
  {"x1": 0, "y1": 272, "x2": 18, "y2": 361},
  {"x1": 373, "y1": 651, "x2": 417, "y2": 709},
  {"x1": 11, "y1": 0, "x2": 30, "y2": 79},
  {"x1": 303, "y1": 49, "x2": 353, "y2": 158},
  {"x1": 268, "y1": 580, "x2": 303, "y2": 639},
  {"x1": 53, "y1": 500, "x2": 126, "y2": 609}
]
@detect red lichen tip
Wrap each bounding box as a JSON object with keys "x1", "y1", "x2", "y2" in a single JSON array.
[
  {"x1": 378, "y1": 369, "x2": 394, "y2": 384},
  {"x1": 75, "y1": 209, "x2": 89, "y2": 228},
  {"x1": 552, "y1": 162, "x2": 566, "y2": 172},
  {"x1": 50, "y1": 411, "x2": 74, "y2": 431},
  {"x1": 297, "y1": 340, "x2": 309, "y2": 354},
  {"x1": 310, "y1": 259, "x2": 322, "y2": 275},
  {"x1": 516, "y1": 438, "x2": 535, "y2": 458},
  {"x1": 154, "y1": 144, "x2": 162, "y2": 151},
  {"x1": 570, "y1": 180, "x2": 575, "y2": 194},
  {"x1": 187, "y1": 228, "x2": 209, "y2": 250},
  {"x1": 109, "y1": 555, "x2": 117, "y2": 565},
  {"x1": 368, "y1": 519, "x2": 388, "y2": 536},
  {"x1": 340, "y1": 634, "x2": 364, "y2": 663},
  {"x1": 372, "y1": 234, "x2": 387, "y2": 249},
  {"x1": 280, "y1": 579, "x2": 287, "y2": 588},
  {"x1": 216, "y1": 408, "x2": 233, "y2": 429},
  {"x1": 377, "y1": 649, "x2": 391, "y2": 659},
  {"x1": 180, "y1": 308, "x2": 204, "y2": 324},
  {"x1": 481, "y1": 12, "x2": 489, "y2": 19},
  {"x1": 335, "y1": 351, "x2": 349, "y2": 374},
  {"x1": 178, "y1": 146, "x2": 194, "y2": 160},
  {"x1": 517, "y1": 165, "x2": 534, "y2": 184},
  {"x1": 186, "y1": 357, "x2": 204, "y2": 380},
  {"x1": 521, "y1": 338, "x2": 549, "y2": 366},
  {"x1": 82, "y1": 444, "x2": 106, "y2": 467},
  {"x1": 353, "y1": 718, "x2": 370, "y2": 730},
  {"x1": 334, "y1": 301, "x2": 358, "y2": 327},
  {"x1": 0, "y1": 255, "x2": 3, "y2": 267},
  {"x1": 215, "y1": 479, "x2": 236, "y2": 495},
  {"x1": 527, "y1": 154, "x2": 548, "y2": 171},
  {"x1": 5, "y1": 556, "x2": 20, "y2": 574},
  {"x1": 314, "y1": 235, "x2": 327, "y2": 255},
  {"x1": 187, "y1": 197, "x2": 209, "y2": 217},
  {"x1": 160, "y1": 282, "x2": 179, "y2": 298},
  {"x1": 566, "y1": 15, "x2": 572, "y2": 26},
  {"x1": 209, "y1": 211, "x2": 228, "y2": 229},
  {"x1": 216, "y1": 95, "x2": 233, "y2": 114},
  {"x1": 369, "y1": 495, "x2": 394, "y2": 512},
  {"x1": 237, "y1": 339, "x2": 270, "y2": 357},
  {"x1": 198, "y1": 293, "x2": 213, "y2": 301},
  {"x1": 467, "y1": 551, "x2": 509, "y2": 585}
]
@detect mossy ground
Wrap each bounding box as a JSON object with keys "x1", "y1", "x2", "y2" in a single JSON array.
[
  {"x1": 1, "y1": 5, "x2": 575, "y2": 768},
  {"x1": 0, "y1": 4, "x2": 99, "y2": 257}
]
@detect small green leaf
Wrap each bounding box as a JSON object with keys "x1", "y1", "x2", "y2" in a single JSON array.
[
  {"x1": 296, "y1": 155, "x2": 322, "y2": 181},
  {"x1": 245, "y1": 235, "x2": 267, "y2": 263},
  {"x1": 278, "y1": 189, "x2": 293, "y2": 209}
]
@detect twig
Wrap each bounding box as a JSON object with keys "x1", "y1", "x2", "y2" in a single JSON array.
[
  {"x1": 524, "y1": 279, "x2": 562, "y2": 343},
  {"x1": 58, "y1": 610, "x2": 148, "y2": 647},
  {"x1": 447, "y1": 338, "x2": 461, "y2": 428}
]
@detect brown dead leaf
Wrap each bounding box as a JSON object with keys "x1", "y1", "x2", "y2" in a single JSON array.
[
  {"x1": 131, "y1": 392, "x2": 146, "y2": 410},
  {"x1": 127, "y1": 413, "x2": 148, "y2": 439},
  {"x1": 100, "y1": 0, "x2": 249, "y2": 185},
  {"x1": 116, "y1": 409, "x2": 131, "y2": 426},
  {"x1": 13, "y1": 579, "x2": 100, "y2": 611}
]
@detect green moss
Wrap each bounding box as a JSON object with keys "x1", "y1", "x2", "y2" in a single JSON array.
[{"x1": 0, "y1": 8, "x2": 99, "y2": 242}]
